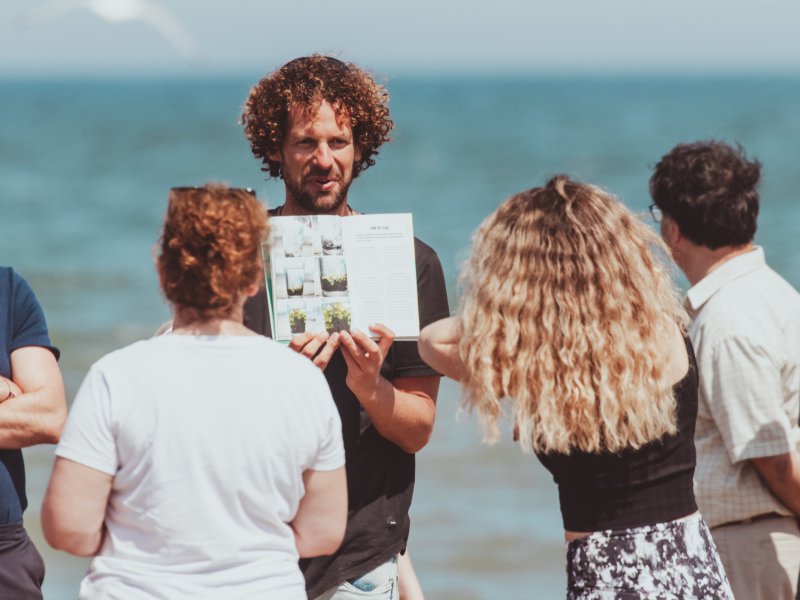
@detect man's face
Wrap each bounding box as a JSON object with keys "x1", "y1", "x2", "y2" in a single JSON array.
[
  {"x1": 272, "y1": 100, "x2": 360, "y2": 215},
  {"x1": 660, "y1": 214, "x2": 686, "y2": 270}
]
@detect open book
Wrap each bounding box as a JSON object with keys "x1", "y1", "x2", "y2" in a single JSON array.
[{"x1": 262, "y1": 213, "x2": 421, "y2": 342}]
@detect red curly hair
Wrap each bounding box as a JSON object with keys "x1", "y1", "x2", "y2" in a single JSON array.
[
  {"x1": 241, "y1": 55, "x2": 393, "y2": 179},
  {"x1": 158, "y1": 184, "x2": 268, "y2": 321}
]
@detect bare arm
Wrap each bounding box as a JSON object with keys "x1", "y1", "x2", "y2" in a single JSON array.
[
  {"x1": 418, "y1": 317, "x2": 466, "y2": 382},
  {"x1": 339, "y1": 325, "x2": 439, "y2": 454},
  {"x1": 398, "y1": 551, "x2": 425, "y2": 600},
  {"x1": 41, "y1": 456, "x2": 113, "y2": 556},
  {"x1": 0, "y1": 346, "x2": 67, "y2": 448},
  {"x1": 290, "y1": 466, "x2": 347, "y2": 558},
  {"x1": 752, "y1": 452, "x2": 800, "y2": 516}
]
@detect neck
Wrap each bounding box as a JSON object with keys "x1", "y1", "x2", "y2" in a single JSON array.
[
  {"x1": 680, "y1": 243, "x2": 755, "y2": 286},
  {"x1": 171, "y1": 306, "x2": 253, "y2": 336}
]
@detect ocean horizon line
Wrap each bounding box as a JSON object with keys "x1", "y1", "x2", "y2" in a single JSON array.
[{"x1": 2, "y1": 67, "x2": 800, "y2": 83}]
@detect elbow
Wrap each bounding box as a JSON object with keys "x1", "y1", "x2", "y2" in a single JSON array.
[
  {"x1": 397, "y1": 422, "x2": 434, "y2": 455},
  {"x1": 307, "y1": 530, "x2": 345, "y2": 558},
  {"x1": 41, "y1": 511, "x2": 101, "y2": 557},
  {"x1": 296, "y1": 524, "x2": 345, "y2": 559},
  {"x1": 45, "y1": 412, "x2": 66, "y2": 444},
  {"x1": 47, "y1": 535, "x2": 100, "y2": 557},
  {"x1": 321, "y1": 529, "x2": 346, "y2": 556},
  {"x1": 39, "y1": 405, "x2": 67, "y2": 445},
  {"x1": 35, "y1": 391, "x2": 68, "y2": 445}
]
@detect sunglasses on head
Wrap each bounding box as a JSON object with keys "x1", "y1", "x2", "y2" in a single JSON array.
[
  {"x1": 170, "y1": 186, "x2": 256, "y2": 197},
  {"x1": 281, "y1": 55, "x2": 347, "y2": 70}
]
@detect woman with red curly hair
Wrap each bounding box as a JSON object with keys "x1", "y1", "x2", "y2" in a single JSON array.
[{"x1": 41, "y1": 184, "x2": 347, "y2": 599}]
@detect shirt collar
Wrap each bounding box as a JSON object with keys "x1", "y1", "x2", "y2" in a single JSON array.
[{"x1": 685, "y1": 246, "x2": 765, "y2": 312}]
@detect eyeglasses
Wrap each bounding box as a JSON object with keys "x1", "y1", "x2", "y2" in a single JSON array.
[
  {"x1": 171, "y1": 186, "x2": 256, "y2": 197},
  {"x1": 648, "y1": 204, "x2": 663, "y2": 223}
]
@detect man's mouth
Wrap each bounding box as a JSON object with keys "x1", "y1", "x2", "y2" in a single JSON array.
[{"x1": 307, "y1": 175, "x2": 339, "y2": 192}]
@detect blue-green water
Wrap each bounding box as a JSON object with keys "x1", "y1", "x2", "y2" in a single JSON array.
[{"x1": 2, "y1": 76, "x2": 800, "y2": 599}]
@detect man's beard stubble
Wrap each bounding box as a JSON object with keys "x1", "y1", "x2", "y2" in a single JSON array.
[{"x1": 283, "y1": 169, "x2": 353, "y2": 215}]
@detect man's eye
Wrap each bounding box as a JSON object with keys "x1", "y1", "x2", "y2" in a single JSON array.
[{"x1": 331, "y1": 139, "x2": 349, "y2": 148}]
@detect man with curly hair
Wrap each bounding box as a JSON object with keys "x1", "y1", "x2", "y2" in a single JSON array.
[
  {"x1": 241, "y1": 55, "x2": 449, "y2": 600},
  {"x1": 651, "y1": 140, "x2": 800, "y2": 599}
]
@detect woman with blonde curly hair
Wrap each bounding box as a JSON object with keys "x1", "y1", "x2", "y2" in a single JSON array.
[
  {"x1": 419, "y1": 175, "x2": 734, "y2": 598},
  {"x1": 41, "y1": 184, "x2": 347, "y2": 599}
]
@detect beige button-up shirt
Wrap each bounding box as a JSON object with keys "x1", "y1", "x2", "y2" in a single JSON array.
[{"x1": 688, "y1": 247, "x2": 800, "y2": 528}]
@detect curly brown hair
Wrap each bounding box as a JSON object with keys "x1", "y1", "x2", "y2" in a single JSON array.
[
  {"x1": 158, "y1": 184, "x2": 268, "y2": 322},
  {"x1": 241, "y1": 55, "x2": 393, "y2": 179}
]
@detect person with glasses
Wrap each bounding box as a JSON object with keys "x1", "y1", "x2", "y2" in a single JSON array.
[
  {"x1": 241, "y1": 55, "x2": 449, "y2": 600},
  {"x1": 651, "y1": 141, "x2": 800, "y2": 599},
  {"x1": 649, "y1": 203, "x2": 663, "y2": 223},
  {"x1": 41, "y1": 184, "x2": 347, "y2": 599}
]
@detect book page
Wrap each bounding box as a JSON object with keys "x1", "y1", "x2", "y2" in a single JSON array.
[
  {"x1": 265, "y1": 213, "x2": 419, "y2": 342},
  {"x1": 340, "y1": 214, "x2": 419, "y2": 339}
]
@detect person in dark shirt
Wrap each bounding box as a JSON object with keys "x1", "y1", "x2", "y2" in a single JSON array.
[
  {"x1": 418, "y1": 176, "x2": 733, "y2": 599},
  {"x1": 0, "y1": 267, "x2": 66, "y2": 598},
  {"x1": 240, "y1": 55, "x2": 449, "y2": 600}
]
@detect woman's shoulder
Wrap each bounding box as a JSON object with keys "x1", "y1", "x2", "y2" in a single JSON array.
[{"x1": 657, "y1": 320, "x2": 691, "y2": 388}]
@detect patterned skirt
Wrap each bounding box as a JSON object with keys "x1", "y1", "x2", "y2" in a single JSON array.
[{"x1": 565, "y1": 513, "x2": 734, "y2": 599}]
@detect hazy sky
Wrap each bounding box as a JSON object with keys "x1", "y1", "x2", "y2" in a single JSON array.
[{"x1": 3, "y1": 0, "x2": 800, "y2": 76}]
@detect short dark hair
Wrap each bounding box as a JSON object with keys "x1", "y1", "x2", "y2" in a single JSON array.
[
  {"x1": 241, "y1": 55, "x2": 393, "y2": 179},
  {"x1": 649, "y1": 140, "x2": 761, "y2": 249}
]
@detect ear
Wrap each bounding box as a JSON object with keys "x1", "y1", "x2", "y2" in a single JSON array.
[
  {"x1": 243, "y1": 281, "x2": 260, "y2": 298},
  {"x1": 268, "y1": 148, "x2": 282, "y2": 163},
  {"x1": 660, "y1": 215, "x2": 682, "y2": 247}
]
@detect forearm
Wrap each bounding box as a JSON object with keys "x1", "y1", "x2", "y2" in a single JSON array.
[
  {"x1": 752, "y1": 451, "x2": 800, "y2": 516},
  {"x1": 0, "y1": 386, "x2": 66, "y2": 448},
  {"x1": 291, "y1": 467, "x2": 347, "y2": 557},
  {"x1": 353, "y1": 376, "x2": 437, "y2": 454},
  {"x1": 42, "y1": 518, "x2": 105, "y2": 557},
  {"x1": 418, "y1": 317, "x2": 465, "y2": 381},
  {"x1": 0, "y1": 347, "x2": 67, "y2": 448},
  {"x1": 42, "y1": 457, "x2": 113, "y2": 557}
]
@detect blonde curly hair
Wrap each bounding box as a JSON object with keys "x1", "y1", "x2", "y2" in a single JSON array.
[{"x1": 457, "y1": 175, "x2": 688, "y2": 455}]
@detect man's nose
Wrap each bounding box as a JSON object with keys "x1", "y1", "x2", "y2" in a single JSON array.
[{"x1": 313, "y1": 143, "x2": 334, "y2": 169}]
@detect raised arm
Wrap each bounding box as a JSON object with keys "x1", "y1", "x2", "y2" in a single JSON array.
[
  {"x1": 339, "y1": 324, "x2": 440, "y2": 454},
  {"x1": 0, "y1": 346, "x2": 66, "y2": 448},
  {"x1": 41, "y1": 456, "x2": 113, "y2": 556},
  {"x1": 418, "y1": 317, "x2": 466, "y2": 382},
  {"x1": 290, "y1": 466, "x2": 347, "y2": 557}
]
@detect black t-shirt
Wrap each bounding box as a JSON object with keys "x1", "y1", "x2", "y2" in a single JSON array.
[
  {"x1": 536, "y1": 336, "x2": 699, "y2": 531},
  {"x1": 243, "y1": 215, "x2": 449, "y2": 597}
]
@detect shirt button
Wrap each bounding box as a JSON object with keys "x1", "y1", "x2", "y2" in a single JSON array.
[{"x1": 387, "y1": 517, "x2": 397, "y2": 531}]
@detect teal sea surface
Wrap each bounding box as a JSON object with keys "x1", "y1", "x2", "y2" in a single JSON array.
[{"x1": 2, "y1": 76, "x2": 799, "y2": 599}]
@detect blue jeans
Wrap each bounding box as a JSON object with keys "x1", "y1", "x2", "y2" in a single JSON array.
[{"x1": 313, "y1": 556, "x2": 398, "y2": 600}]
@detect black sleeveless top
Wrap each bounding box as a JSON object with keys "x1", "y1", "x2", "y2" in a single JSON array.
[{"x1": 535, "y1": 337, "x2": 699, "y2": 531}]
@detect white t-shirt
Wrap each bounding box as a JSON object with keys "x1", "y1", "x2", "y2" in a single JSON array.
[{"x1": 56, "y1": 334, "x2": 344, "y2": 599}]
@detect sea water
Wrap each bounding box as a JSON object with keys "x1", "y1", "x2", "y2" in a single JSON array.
[{"x1": 2, "y1": 75, "x2": 799, "y2": 599}]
